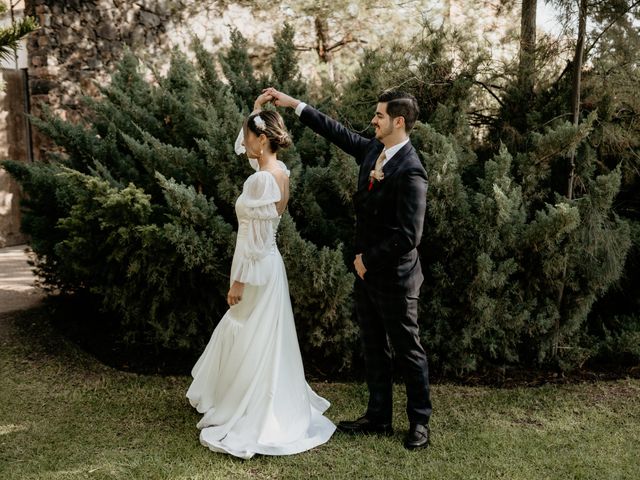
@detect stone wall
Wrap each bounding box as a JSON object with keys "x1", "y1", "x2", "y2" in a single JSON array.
[
  {"x1": 22, "y1": 0, "x2": 307, "y2": 158},
  {"x1": 21, "y1": 1, "x2": 294, "y2": 156},
  {"x1": 26, "y1": 0, "x2": 189, "y2": 158}
]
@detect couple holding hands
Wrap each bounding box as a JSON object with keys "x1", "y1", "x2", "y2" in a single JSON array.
[{"x1": 186, "y1": 87, "x2": 432, "y2": 459}]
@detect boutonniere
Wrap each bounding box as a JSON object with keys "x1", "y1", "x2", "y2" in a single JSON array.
[{"x1": 368, "y1": 169, "x2": 384, "y2": 191}]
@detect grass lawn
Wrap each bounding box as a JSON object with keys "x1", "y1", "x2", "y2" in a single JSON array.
[{"x1": 1, "y1": 307, "x2": 639, "y2": 480}]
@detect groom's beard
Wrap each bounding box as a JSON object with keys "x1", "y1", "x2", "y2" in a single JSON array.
[{"x1": 374, "y1": 123, "x2": 393, "y2": 141}]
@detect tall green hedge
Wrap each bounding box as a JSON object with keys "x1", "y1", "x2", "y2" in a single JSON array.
[{"x1": 3, "y1": 25, "x2": 636, "y2": 376}]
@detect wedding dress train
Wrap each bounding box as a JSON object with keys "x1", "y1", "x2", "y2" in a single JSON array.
[{"x1": 186, "y1": 158, "x2": 335, "y2": 459}]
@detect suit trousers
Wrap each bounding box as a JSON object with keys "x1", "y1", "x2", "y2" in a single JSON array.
[{"x1": 354, "y1": 278, "x2": 432, "y2": 426}]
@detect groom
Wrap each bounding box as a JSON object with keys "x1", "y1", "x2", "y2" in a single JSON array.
[{"x1": 265, "y1": 87, "x2": 432, "y2": 450}]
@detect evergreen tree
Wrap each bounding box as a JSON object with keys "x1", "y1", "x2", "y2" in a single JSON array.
[
  {"x1": 466, "y1": 1, "x2": 638, "y2": 369},
  {"x1": 577, "y1": 4, "x2": 640, "y2": 363},
  {"x1": 412, "y1": 115, "x2": 630, "y2": 372},
  {"x1": 4, "y1": 17, "x2": 636, "y2": 377},
  {"x1": 220, "y1": 28, "x2": 262, "y2": 112},
  {"x1": 3, "y1": 27, "x2": 356, "y2": 371}
]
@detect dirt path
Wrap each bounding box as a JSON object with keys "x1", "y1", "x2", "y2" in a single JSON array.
[{"x1": 0, "y1": 244, "x2": 45, "y2": 316}]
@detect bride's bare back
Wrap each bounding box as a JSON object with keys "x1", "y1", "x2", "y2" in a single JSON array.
[{"x1": 263, "y1": 166, "x2": 289, "y2": 216}]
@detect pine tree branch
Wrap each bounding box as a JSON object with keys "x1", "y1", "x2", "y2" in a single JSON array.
[
  {"x1": 468, "y1": 110, "x2": 499, "y2": 123},
  {"x1": 467, "y1": 112, "x2": 499, "y2": 127},
  {"x1": 294, "y1": 38, "x2": 368, "y2": 55},
  {"x1": 0, "y1": 16, "x2": 39, "y2": 63},
  {"x1": 584, "y1": 0, "x2": 640, "y2": 58},
  {"x1": 540, "y1": 113, "x2": 573, "y2": 127},
  {"x1": 325, "y1": 35, "x2": 368, "y2": 53},
  {"x1": 474, "y1": 81, "x2": 505, "y2": 108}
]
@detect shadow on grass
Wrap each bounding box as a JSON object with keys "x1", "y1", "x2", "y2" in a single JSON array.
[
  {"x1": 5, "y1": 293, "x2": 639, "y2": 387},
  {"x1": 3, "y1": 296, "x2": 197, "y2": 375}
]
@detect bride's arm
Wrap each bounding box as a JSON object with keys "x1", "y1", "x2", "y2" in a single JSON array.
[{"x1": 251, "y1": 92, "x2": 274, "y2": 114}]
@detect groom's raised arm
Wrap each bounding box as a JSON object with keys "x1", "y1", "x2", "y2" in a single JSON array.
[
  {"x1": 299, "y1": 106, "x2": 371, "y2": 163},
  {"x1": 265, "y1": 88, "x2": 370, "y2": 164}
]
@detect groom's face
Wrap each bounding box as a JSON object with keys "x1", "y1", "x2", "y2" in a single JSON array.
[{"x1": 371, "y1": 103, "x2": 394, "y2": 141}]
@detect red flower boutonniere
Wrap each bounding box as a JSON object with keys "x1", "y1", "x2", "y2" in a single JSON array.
[{"x1": 368, "y1": 169, "x2": 384, "y2": 191}]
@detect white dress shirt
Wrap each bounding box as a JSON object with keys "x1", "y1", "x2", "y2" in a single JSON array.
[{"x1": 381, "y1": 138, "x2": 409, "y2": 166}]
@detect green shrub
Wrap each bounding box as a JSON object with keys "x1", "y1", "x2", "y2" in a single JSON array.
[{"x1": 3, "y1": 24, "x2": 635, "y2": 376}]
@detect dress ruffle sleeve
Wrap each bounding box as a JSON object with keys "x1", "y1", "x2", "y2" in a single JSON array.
[{"x1": 230, "y1": 172, "x2": 281, "y2": 285}]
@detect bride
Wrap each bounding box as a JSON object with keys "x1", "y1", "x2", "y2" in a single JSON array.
[{"x1": 186, "y1": 93, "x2": 336, "y2": 459}]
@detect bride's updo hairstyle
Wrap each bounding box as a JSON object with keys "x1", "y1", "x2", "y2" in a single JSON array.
[{"x1": 246, "y1": 110, "x2": 292, "y2": 153}]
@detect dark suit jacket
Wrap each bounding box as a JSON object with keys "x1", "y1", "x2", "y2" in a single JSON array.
[{"x1": 299, "y1": 106, "x2": 428, "y2": 293}]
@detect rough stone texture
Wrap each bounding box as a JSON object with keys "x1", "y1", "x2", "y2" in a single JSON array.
[
  {"x1": 139, "y1": 11, "x2": 160, "y2": 27},
  {"x1": 21, "y1": 0, "x2": 288, "y2": 159},
  {"x1": 24, "y1": 1, "x2": 184, "y2": 157}
]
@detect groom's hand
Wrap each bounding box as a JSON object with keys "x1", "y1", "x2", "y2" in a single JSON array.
[
  {"x1": 354, "y1": 254, "x2": 367, "y2": 280},
  {"x1": 263, "y1": 87, "x2": 300, "y2": 109}
]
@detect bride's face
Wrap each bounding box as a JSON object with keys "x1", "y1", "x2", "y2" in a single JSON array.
[{"x1": 243, "y1": 127, "x2": 266, "y2": 158}]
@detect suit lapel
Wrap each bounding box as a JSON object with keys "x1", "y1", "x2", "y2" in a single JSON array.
[
  {"x1": 358, "y1": 143, "x2": 385, "y2": 191},
  {"x1": 357, "y1": 141, "x2": 414, "y2": 192},
  {"x1": 382, "y1": 142, "x2": 412, "y2": 181}
]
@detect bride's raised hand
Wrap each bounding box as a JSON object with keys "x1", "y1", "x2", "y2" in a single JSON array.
[
  {"x1": 253, "y1": 93, "x2": 273, "y2": 113},
  {"x1": 263, "y1": 87, "x2": 299, "y2": 109}
]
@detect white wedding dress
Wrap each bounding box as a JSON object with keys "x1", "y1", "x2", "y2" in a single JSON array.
[{"x1": 186, "y1": 134, "x2": 336, "y2": 459}]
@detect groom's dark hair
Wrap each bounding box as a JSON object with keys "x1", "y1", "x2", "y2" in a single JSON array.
[{"x1": 378, "y1": 90, "x2": 420, "y2": 132}]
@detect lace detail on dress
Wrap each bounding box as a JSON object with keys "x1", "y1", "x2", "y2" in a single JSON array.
[{"x1": 230, "y1": 171, "x2": 281, "y2": 285}]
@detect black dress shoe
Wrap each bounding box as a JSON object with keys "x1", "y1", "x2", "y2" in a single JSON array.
[
  {"x1": 404, "y1": 423, "x2": 430, "y2": 450},
  {"x1": 337, "y1": 416, "x2": 394, "y2": 436}
]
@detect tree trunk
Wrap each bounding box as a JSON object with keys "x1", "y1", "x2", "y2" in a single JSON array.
[
  {"x1": 554, "y1": 0, "x2": 589, "y2": 359},
  {"x1": 314, "y1": 16, "x2": 331, "y2": 63},
  {"x1": 567, "y1": 0, "x2": 589, "y2": 200},
  {"x1": 518, "y1": 0, "x2": 537, "y2": 94}
]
